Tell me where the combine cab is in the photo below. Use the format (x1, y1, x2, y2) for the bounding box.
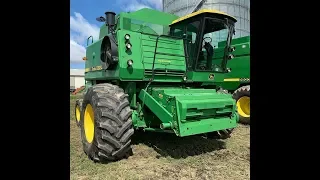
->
(75, 8, 239, 162)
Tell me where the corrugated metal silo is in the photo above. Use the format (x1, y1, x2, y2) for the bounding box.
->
(163, 0, 250, 38)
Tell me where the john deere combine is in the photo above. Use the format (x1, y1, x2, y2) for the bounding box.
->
(74, 8, 239, 162)
(204, 36, 250, 124)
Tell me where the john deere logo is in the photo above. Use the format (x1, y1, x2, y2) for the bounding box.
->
(209, 73, 214, 80)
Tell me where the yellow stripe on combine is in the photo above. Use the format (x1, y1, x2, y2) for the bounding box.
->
(85, 65, 103, 73)
(224, 78, 240, 82)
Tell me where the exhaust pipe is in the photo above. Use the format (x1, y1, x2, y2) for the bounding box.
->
(105, 11, 116, 27)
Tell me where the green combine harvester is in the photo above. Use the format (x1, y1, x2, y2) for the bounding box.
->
(74, 8, 240, 162)
(204, 36, 250, 124)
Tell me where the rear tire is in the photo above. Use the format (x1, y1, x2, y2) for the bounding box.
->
(80, 83, 134, 162)
(233, 85, 250, 124)
(206, 129, 234, 139)
(75, 99, 83, 127)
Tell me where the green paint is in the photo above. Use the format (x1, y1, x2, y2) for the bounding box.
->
(136, 87, 238, 137)
(138, 89, 173, 124)
(83, 8, 240, 137)
(222, 36, 250, 87)
(204, 36, 250, 91)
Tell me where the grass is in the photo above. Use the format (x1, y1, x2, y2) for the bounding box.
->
(70, 95, 250, 180)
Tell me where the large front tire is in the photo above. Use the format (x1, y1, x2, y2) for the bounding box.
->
(233, 85, 250, 124)
(80, 83, 134, 162)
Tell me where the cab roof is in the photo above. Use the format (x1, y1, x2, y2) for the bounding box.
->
(170, 9, 237, 25)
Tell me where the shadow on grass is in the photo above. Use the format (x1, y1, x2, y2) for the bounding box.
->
(131, 131, 226, 159)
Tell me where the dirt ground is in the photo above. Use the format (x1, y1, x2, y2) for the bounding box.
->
(70, 95, 250, 180)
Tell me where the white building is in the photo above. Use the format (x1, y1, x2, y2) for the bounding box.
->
(70, 69, 85, 90)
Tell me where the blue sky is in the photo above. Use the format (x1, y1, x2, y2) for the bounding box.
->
(70, 0, 163, 69)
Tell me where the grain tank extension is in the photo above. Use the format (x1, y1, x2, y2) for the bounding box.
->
(74, 8, 239, 162)
(210, 36, 250, 124)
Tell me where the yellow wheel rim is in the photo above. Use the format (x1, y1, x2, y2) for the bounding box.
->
(75, 105, 80, 123)
(84, 104, 95, 143)
(236, 96, 250, 117)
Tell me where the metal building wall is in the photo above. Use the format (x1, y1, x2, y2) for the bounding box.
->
(74, 77, 85, 89)
(70, 76, 75, 89)
(70, 69, 85, 89)
(163, 0, 250, 38)
(70, 76, 85, 89)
